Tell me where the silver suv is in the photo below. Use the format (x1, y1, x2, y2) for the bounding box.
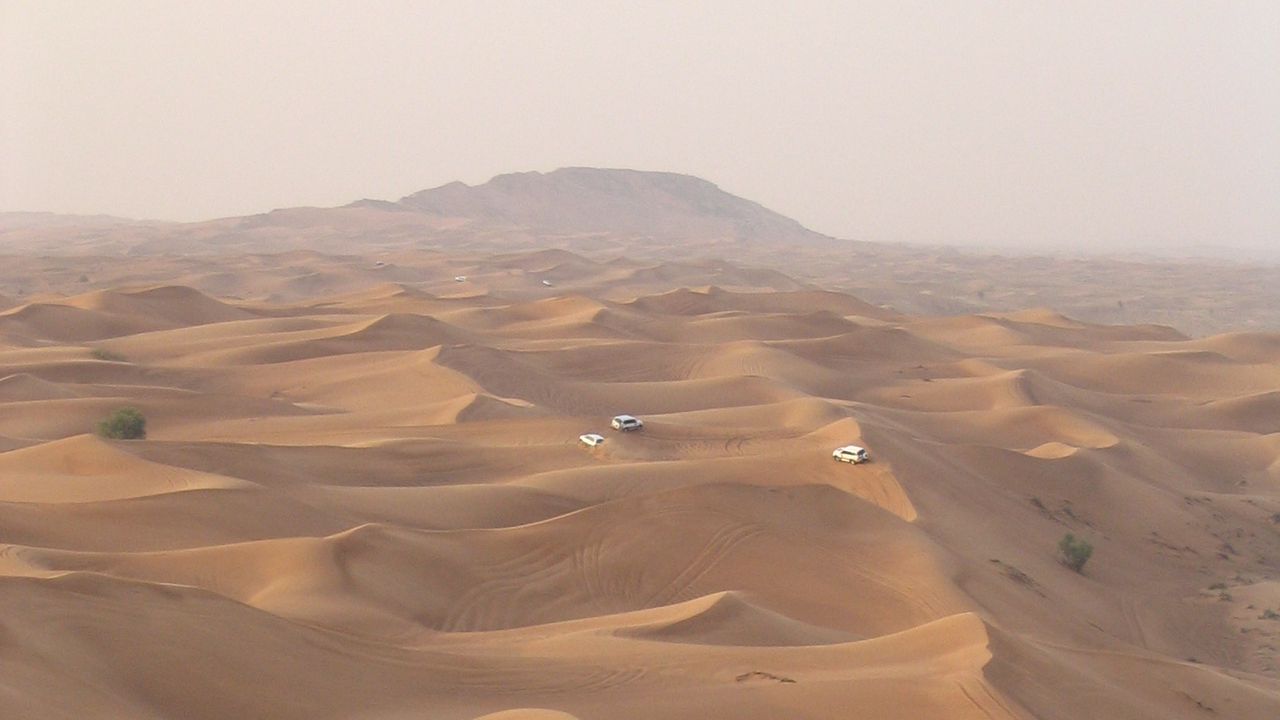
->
(832, 445, 870, 464)
(611, 414, 644, 431)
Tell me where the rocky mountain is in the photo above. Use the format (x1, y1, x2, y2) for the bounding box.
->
(378, 167, 831, 245)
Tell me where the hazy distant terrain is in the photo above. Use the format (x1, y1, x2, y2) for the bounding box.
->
(2, 168, 1277, 337)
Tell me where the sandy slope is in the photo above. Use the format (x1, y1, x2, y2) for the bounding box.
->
(0, 247, 1276, 719)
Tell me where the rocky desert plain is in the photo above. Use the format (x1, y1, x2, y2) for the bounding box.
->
(0, 169, 1277, 719)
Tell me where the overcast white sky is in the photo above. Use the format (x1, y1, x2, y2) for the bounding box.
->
(3, 1, 1277, 256)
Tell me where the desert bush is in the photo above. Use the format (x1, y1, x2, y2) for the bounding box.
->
(1058, 533, 1094, 573)
(97, 407, 146, 440)
(90, 348, 126, 362)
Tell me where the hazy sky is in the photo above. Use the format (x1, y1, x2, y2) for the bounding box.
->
(3, 1, 1277, 256)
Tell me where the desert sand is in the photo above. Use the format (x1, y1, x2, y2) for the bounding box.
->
(0, 172, 1277, 719)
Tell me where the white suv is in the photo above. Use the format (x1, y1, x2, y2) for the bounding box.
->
(611, 414, 644, 431)
(832, 445, 870, 464)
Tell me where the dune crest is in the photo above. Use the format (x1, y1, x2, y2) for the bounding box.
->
(472, 711, 581, 720)
(615, 590, 857, 646)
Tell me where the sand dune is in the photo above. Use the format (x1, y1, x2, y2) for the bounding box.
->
(0, 372, 81, 401)
(862, 368, 1044, 411)
(0, 302, 170, 343)
(627, 286, 895, 321)
(1022, 348, 1280, 397)
(10, 483, 962, 641)
(1203, 390, 1280, 434)
(0, 246, 1275, 719)
(61, 285, 257, 326)
(614, 590, 859, 646)
(0, 434, 251, 502)
(175, 313, 478, 365)
(1185, 331, 1280, 362)
(885, 405, 1120, 453)
(776, 326, 959, 365)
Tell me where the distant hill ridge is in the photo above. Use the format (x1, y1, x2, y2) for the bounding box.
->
(368, 167, 830, 244)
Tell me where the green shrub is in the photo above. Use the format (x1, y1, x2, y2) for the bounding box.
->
(1058, 533, 1094, 573)
(90, 348, 126, 362)
(97, 407, 146, 440)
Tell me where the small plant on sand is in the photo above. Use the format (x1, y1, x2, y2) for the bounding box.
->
(97, 407, 146, 440)
(90, 348, 126, 362)
(1058, 533, 1094, 573)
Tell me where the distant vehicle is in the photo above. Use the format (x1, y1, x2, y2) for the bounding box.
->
(832, 445, 870, 464)
(373, 261, 386, 267)
(541, 280, 554, 286)
(454, 275, 467, 282)
(611, 414, 644, 431)
(579, 433, 605, 447)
